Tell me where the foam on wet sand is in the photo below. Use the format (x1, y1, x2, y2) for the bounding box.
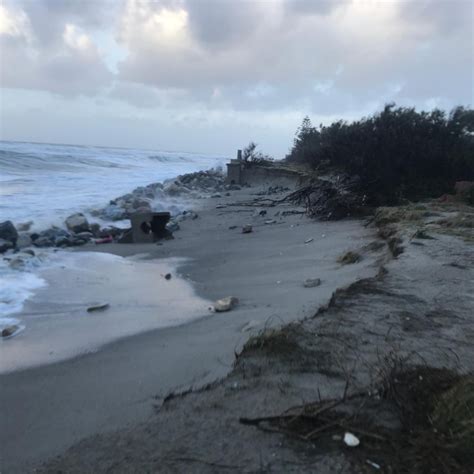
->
(0, 252, 210, 373)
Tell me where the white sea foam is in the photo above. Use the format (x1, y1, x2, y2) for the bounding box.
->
(0, 264, 47, 322)
(0, 252, 210, 373)
(0, 140, 225, 230)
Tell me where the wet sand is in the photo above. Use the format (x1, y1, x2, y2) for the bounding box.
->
(0, 185, 382, 473)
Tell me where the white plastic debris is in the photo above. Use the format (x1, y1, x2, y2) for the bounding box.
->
(366, 459, 381, 469)
(343, 432, 360, 447)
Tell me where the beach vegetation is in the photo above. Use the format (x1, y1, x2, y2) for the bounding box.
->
(286, 104, 474, 205)
(242, 142, 274, 167)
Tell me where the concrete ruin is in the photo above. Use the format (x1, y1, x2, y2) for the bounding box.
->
(120, 212, 171, 243)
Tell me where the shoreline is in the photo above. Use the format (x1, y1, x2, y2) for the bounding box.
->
(0, 182, 383, 473)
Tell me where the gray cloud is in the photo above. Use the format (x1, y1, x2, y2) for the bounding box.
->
(1, 0, 472, 145)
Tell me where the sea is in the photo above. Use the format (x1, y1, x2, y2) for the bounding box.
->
(0, 140, 226, 370)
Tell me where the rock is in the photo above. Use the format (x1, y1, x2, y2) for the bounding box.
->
(89, 223, 101, 237)
(214, 296, 239, 312)
(33, 236, 54, 248)
(65, 213, 90, 233)
(242, 225, 253, 234)
(164, 273, 172, 280)
(166, 221, 180, 233)
(54, 235, 72, 247)
(74, 231, 93, 241)
(8, 257, 27, 270)
(2, 325, 20, 338)
(304, 278, 321, 288)
(0, 221, 18, 245)
(0, 238, 14, 253)
(211, 193, 222, 198)
(16, 233, 32, 248)
(87, 303, 109, 313)
(343, 432, 360, 447)
(23, 249, 35, 256)
(102, 205, 127, 221)
(17, 221, 33, 232)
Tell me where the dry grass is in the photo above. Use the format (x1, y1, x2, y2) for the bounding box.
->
(337, 251, 361, 265)
(240, 355, 474, 473)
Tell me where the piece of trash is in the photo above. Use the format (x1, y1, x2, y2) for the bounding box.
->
(343, 432, 360, 447)
(265, 220, 277, 225)
(366, 460, 381, 470)
(214, 296, 239, 312)
(304, 238, 314, 244)
(87, 303, 110, 313)
(216, 205, 226, 209)
(228, 225, 238, 230)
(164, 273, 172, 280)
(242, 224, 253, 234)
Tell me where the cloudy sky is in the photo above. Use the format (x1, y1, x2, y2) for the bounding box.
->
(0, 0, 472, 156)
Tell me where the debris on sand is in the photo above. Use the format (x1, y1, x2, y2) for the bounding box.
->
(343, 432, 360, 447)
(304, 278, 321, 288)
(87, 303, 110, 313)
(164, 273, 172, 280)
(242, 225, 253, 234)
(214, 296, 239, 312)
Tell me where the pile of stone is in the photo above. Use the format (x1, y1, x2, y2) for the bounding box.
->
(92, 169, 227, 222)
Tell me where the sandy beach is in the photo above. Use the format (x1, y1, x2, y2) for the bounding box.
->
(0, 182, 384, 472)
(36, 198, 474, 473)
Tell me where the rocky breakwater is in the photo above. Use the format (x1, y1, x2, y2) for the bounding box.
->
(92, 169, 229, 223)
(0, 169, 231, 255)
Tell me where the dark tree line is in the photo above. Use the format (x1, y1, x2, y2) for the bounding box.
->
(286, 104, 474, 204)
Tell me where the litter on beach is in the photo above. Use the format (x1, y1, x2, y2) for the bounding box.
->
(343, 432, 360, 447)
(87, 303, 110, 313)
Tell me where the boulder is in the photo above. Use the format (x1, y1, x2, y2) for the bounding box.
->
(65, 213, 90, 233)
(214, 296, 239, 312)
(17, 221, 33, 232)
(0, 221, 18, 245)
(74, 231, 93, 241)
(102, 205, 127, 221)
(34, 236, 54, 248)
(1, 325, 20, 338)
(16, 233, 32, 249)
(0, 238, 14, 253)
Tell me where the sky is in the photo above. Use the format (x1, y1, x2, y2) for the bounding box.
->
(0, 0, 472, 157)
